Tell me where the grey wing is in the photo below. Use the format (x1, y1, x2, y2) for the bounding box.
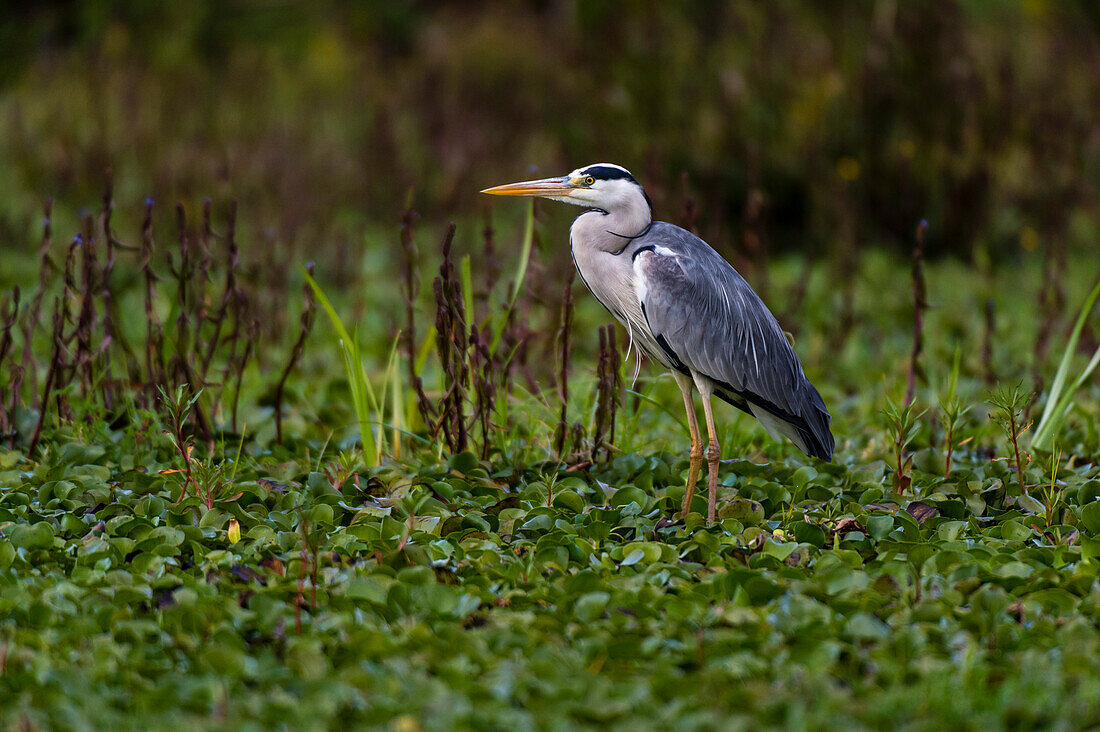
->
(633, 223, 834, 460)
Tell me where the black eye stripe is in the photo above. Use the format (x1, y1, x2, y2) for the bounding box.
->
(580, 165, 635, 182)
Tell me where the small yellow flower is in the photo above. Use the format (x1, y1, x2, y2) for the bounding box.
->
(391, 715, 420, 732)
(227, 518, 241, 544)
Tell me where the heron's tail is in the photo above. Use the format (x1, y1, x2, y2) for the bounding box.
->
(716, 378, 835, 461)
(795, 382, 834, 461)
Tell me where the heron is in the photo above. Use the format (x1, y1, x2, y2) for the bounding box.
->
(482, 163, 833, 524)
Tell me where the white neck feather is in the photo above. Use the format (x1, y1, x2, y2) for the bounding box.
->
(568, 185, 652, 254)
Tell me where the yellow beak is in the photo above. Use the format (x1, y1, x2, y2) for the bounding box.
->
(481, 176, 574, 197)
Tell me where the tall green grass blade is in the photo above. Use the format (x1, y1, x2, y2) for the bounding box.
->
(1034, 344, 1100, 450)
(392, 351, 404, 460)
(1032, 278, 1100, 449)
(313, 431, 334, 473)
(228, 425, 247, 482)
(460, 254, 476, 330)
(415, 324, 437, 376)
(338, 338, 377, 461)
(304, 270, 353, 345)
(624, 387, 689, 433)
(491, 199, 535, 353)
(377, 331, 403, 462)
(305, 269, 382, 462)
(947, 345, 962, 402)
(352, 325, 384, 425)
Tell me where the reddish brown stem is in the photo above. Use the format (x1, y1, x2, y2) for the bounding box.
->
(20, 199, 55, 405)
(274, 263, 316, 444)
(1009, 413, 1028, 496)
(28, 298, 65, 456)
(944, 423, 955, 481)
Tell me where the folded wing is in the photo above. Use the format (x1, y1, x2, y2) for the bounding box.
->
(633, 223, 834, 460)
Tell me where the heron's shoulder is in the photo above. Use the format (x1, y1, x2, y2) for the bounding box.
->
(633, 221, 735, 274)
(639, 221, 703, 244)
(635, 221, 724, 258)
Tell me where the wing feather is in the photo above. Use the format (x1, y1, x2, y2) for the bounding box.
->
(632, 223, 834, 460)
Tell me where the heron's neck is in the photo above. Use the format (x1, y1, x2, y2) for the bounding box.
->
(570, 194, 653, 253)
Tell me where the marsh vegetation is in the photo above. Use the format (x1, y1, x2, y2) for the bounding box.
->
(1, 3, 1099, 728)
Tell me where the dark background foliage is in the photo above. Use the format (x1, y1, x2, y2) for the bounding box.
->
(3, 0, 1099, 262)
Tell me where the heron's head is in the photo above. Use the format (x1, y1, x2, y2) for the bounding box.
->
(482, 163, 653, 215)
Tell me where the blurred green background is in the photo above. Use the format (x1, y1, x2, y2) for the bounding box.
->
(2, 0, 1099, 264)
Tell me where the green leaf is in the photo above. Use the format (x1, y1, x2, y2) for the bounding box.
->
(792, 521, 827, 547)
(574, 591, 610, 621)
(1017, 495, 1045, 515)
(9, 522, 55, 550)
(1078, 501, 1100, 535)
(448, 452, 480, 474)
(790, 466, 818, 488)
(397, 565, 435, 586)
(0, 539, 15, 567)
(845, 612, 890, 640)
(937, 520, 967, 542)
(552, 490, 585, 513)
(722, 499, 765, 526)
(763, 539, 798, 561)
(866, 515, 894, 539)
(1081, 535, 1100, 562)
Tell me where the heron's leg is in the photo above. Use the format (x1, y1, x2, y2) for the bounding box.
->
(691, 373, 721, 525)
(673, 371, 703, 517)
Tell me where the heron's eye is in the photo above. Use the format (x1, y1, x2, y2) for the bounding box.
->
(584, 175, 595, 186)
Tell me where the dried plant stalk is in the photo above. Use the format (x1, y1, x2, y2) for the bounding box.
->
(432, 224, 468, 453)
(0, 288, 21, 439)
(275, 264, 317, 444)
(19, 200, 56, 401)
(469, 325, 495, 459)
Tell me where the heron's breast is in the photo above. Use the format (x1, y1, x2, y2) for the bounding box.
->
(571, 248, 629, 314)
(571, 245, 673, 368)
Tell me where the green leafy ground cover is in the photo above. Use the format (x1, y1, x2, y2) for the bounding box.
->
(2, 237, 1099, 729)
(2, 418, 1100, 729)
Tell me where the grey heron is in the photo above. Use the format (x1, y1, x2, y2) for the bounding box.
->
(483, 163, 833, 524)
